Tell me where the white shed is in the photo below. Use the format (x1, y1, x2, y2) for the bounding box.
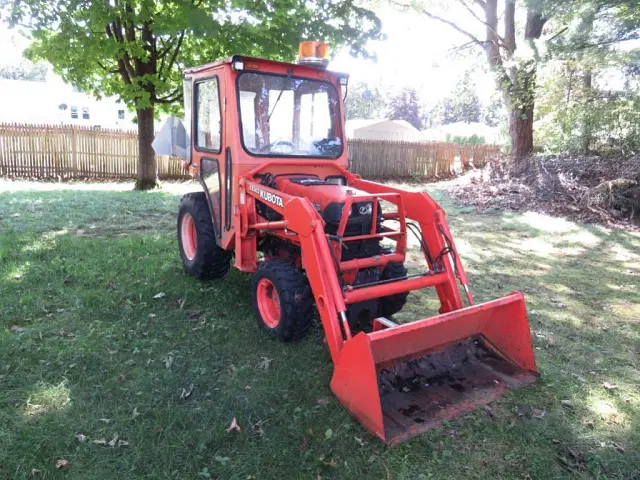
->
(345, 119, 420, 141)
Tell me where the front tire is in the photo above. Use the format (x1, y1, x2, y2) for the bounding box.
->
(177, 192, 231, 280)
(378, 262, 409, 317)
(252, 260, 313, 341)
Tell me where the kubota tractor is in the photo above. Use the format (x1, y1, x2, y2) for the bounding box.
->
(154, 42, 538, 444)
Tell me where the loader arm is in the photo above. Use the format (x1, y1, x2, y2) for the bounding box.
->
(238, 168, 538, 444)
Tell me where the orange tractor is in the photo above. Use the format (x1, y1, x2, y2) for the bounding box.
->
(155, 42, 538, 444)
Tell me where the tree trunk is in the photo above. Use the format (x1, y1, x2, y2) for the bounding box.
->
(135, 107, 158, 190)
(581, 68, 593, 154)
(509, 104, 534, 160)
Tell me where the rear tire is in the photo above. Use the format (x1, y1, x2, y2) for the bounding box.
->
(378, 262, 409, 317)
(177, 192, 231, 280)
(252, 260, 313, 341)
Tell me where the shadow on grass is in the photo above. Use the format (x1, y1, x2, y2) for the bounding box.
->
(0, 185, 638, 479)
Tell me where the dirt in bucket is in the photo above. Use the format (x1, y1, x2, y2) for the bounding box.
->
(376, 336, 536, 443)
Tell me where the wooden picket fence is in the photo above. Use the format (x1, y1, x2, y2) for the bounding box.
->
(348, 139, 501, 179)
(0, 123, 188, 179)
(0, 123, 501, 181)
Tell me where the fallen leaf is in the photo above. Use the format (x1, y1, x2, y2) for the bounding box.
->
(117, 375, 126, 382)
(10, 325, 25, 333)
(245, 385, 252, 391)
(31, 468, 41, 476)
(226, 417, 241, 433)
(178, 298, 186, 310)
(92, 439, 107, 445)
(602, 382, 618, 391)
(153, 292, 165, 299)
(75, 433, 87, 442)
(179, 384, 194, 400)
(482, 405, 494, 417)
(186, 311, 201, 322)
(108, 432, 119, 447)
(251, 421, 266, 438)
(55, 459, 71, 469)
(324, 428, 333, 440)
(117, 439, 129, 447)
(56, 328, 75, 338)
(547, 335, 556, 348)
(164, 354, 173, 369)
(99, 418, 111, 423)
(321, 458, 338, 468)
(316, 397, 330, 406)
(214, 456, 230, 465)
(148, 313, 157, 318)
(561, 399, 573, 408)
(532, 408, 546, 419)
(132, 407, 140, 419)
(613, 442, 625, 453)
(552, 439, 560, 444)
(257, 357, 272, 370)
(63, 275, 73, 284)
(354, 436, 366, 446)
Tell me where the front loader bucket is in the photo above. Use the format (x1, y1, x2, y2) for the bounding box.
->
(330, 292, 538, 445)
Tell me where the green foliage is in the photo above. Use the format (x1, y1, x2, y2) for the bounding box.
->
(0, 58, 48, 81)
(386, 86, 423, 130)
(535, 0, 640, 154)
(344, 81, 385, 120)
(440, 70, 481, 124)
(445, 133, 487, 145)
(4, 0, 382, 115)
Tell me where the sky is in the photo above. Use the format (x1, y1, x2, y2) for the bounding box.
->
(330, 4, 496, 106)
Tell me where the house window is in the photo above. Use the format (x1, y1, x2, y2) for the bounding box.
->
(82, 107, 90, 120)
(117, 109, 125, 120)
(70, 106, 78, 119)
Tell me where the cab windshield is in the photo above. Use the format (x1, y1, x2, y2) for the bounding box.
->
(238, 71, 343, 158)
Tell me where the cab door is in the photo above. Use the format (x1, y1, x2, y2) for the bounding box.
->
(192, 69, 228, 245)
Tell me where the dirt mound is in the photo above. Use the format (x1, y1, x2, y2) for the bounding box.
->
(448, 155, 640, 228)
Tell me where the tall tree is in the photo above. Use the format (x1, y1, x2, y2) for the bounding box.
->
(401, 1, 548, 160)
(344, 81, 385, 119)
(5, 1, 381, 189)
(387, 86, 423, 129)
(0, 59, 48, 81)
(441, 70, 482, 124)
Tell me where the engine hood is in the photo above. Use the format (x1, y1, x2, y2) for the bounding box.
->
(275, 175, 370, 210)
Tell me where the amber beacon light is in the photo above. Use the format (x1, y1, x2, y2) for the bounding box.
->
(297, 41, 330, 68)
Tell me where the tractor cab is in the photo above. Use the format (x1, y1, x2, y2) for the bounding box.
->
(154, 43, 538, 445)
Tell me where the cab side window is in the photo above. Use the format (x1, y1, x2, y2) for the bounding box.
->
(196, 78, 221, 152)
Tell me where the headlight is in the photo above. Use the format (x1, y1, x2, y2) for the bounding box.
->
(352, 202, 373, 216)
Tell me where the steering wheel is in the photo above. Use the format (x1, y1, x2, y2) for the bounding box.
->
(260, 141, 296, 153)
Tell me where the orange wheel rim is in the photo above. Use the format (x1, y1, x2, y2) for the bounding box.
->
(181, 214, 197, 261)
(257, 278, 281, 328)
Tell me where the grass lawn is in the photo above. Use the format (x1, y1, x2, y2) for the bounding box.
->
(1, 180, 638, 480)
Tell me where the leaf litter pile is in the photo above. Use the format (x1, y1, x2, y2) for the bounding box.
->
(448, 154, 640, 228)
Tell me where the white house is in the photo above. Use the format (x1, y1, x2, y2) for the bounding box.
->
(345, 119, 420, 141)
(0, 78, 136, 129)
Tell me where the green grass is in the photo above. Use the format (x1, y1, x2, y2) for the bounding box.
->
(1, 180, 639, 479)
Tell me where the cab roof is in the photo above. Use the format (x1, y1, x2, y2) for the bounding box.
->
(183, 55, 349, 81)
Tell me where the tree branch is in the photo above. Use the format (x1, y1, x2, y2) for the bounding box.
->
(457, 0, 505, 48)
(159, 30, 185, 80)
(421, 10, 486, 46)
(504, 0, 516, 53)
(154, 88, 183, 104)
